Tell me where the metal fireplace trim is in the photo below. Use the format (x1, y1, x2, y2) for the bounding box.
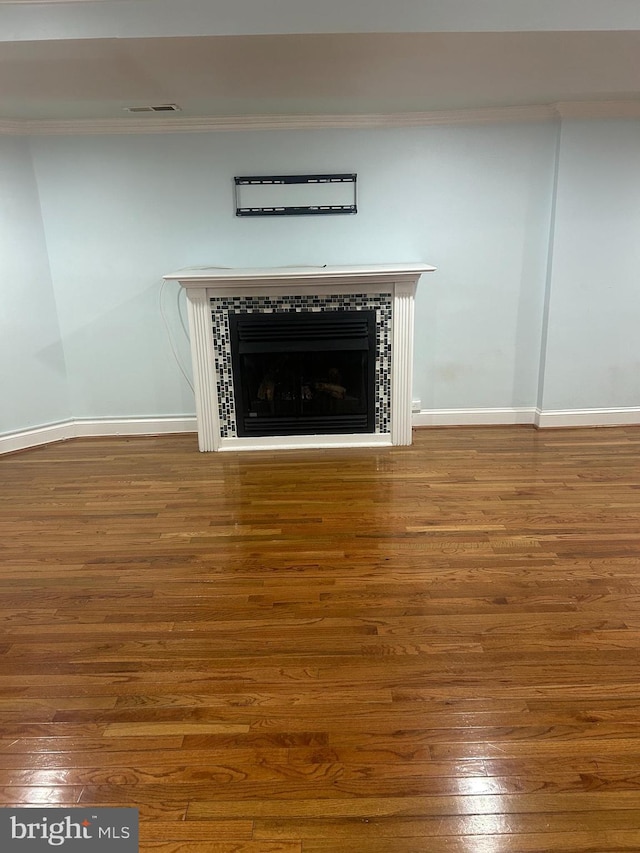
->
(229, 309, 377, 438)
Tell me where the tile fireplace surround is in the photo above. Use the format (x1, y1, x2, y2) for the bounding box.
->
(163, 264, 435, 452)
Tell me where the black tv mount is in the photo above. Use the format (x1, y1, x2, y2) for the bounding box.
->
(234, 173, 357, 217)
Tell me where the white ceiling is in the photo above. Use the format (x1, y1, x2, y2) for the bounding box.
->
(1, 0, 640, 122)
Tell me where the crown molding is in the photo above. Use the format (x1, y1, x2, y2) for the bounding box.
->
(0, 101, 638, 136)
(0, 119, 26, 134)
(0, 105, 557, 135)
(554, 99, 640, 119)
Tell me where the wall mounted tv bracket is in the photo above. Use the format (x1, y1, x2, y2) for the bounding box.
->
(234, 173, 357, 217)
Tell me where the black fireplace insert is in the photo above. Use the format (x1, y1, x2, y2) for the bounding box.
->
(229, 310, 376, 437)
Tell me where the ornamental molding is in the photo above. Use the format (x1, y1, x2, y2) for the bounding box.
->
(1, 101, 638, 136)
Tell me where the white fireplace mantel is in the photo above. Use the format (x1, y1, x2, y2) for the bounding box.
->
(163, 263, 435, 452)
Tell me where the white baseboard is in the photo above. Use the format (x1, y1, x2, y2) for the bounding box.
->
(535, 407, 640, 428)
(3, 409, 640, 455)
(0, 416, 197, 455)
(71, 416, 197, 438)
(412, 408, 537, 427)
(0, 420, 75, 455)
(412, 407, 640, 429)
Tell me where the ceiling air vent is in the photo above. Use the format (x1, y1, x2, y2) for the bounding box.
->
(123, 104, 182, 113)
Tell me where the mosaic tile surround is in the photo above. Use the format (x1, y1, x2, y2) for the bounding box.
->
(210, 293, 393, 438)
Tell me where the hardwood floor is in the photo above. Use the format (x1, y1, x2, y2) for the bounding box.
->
(2, 425, 640, 852)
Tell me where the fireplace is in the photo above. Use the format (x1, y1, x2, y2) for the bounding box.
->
(162, 264, 435, 452)
(230, 310, 376, 436)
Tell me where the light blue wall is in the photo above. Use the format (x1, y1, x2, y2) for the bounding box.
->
(409, 123, 555, 409)
(7, 117, 636, 436)
(542, 119, 640, 410)
(29, 122, 556, 421)
(0, 136, 70, 434)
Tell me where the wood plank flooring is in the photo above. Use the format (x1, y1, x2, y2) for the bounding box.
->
(1, 425, 640, 851)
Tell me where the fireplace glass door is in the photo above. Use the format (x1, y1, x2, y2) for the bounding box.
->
(229, 310, 376, 437)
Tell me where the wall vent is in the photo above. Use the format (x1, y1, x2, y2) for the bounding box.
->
(123, 104, 182, 113)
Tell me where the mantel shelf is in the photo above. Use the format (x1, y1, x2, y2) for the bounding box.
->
(163, 263, 435, 291)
